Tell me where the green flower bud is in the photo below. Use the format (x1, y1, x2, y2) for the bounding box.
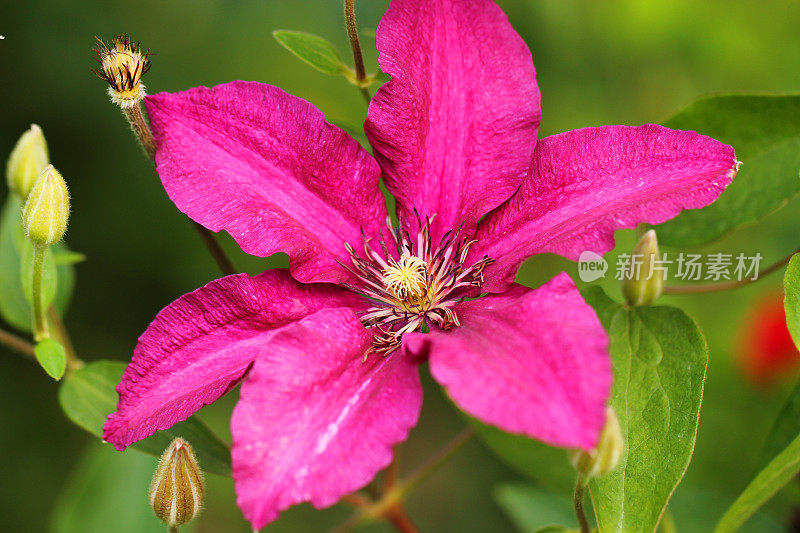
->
(621, 230, 664, 307)
(569, 407, 624, 479)
(150, 438, 205, 528)
(6, 124, 49, 198)
(22, 165, 70, 246)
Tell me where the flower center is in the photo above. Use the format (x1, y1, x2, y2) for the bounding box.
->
(343, 214, 493, 357)
(383, 255, 428, 302)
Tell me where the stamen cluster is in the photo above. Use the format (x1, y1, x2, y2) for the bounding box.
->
(92, 35, 151, 108)
(343, 214, 494, 356)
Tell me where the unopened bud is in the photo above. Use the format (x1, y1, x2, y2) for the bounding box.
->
(6, 124, 49, 198)
(569, 407, 623, 479)
(22, 165, 70, 246)
(93, 35, 151, 108)
(150, 438, 205, 528)
(621, 230, 664, 307)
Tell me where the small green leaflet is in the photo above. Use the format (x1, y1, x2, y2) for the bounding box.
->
(58, 360, 231, 476)
(34, 338, 66, 380)
(273, 30, 349, 76)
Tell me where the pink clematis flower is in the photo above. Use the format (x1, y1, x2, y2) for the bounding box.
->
(103, 0, 738, 527)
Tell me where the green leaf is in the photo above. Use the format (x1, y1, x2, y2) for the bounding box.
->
(0, 196, 75, 332)
(273, 30, 348, 76)
(52, 250, 86, 265)
(715, 431, 800, 532)
(58, 360, 232, 476)
(34, 338, 66, 379)
(657, 94, 800, 246)
(667, 485, 783, 533)
(470, 417, 577, 495)
(49, 442, 182, 533)
(582, 287, 708, 533)
(784, 254, 800, 349)
(759, 380, 800, 470)
(494, 483, 577, 533)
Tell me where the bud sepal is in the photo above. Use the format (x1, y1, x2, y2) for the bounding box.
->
(150, 438, 205, 528)
(569, 407, 624, 480)
(621, 229, 664, 307)
(22, 165, 70, 247)
(6, 124, 49, 199)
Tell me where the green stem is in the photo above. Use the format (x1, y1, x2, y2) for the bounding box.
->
(0, 327, 35, 359)
(47, 307, 83, 372)
(574, 476, 591, 533)
(120, 102, 236, 276)
(190, 221, 236, 276)
(663, 246, 799, 295)
(122, 104, 156, 159)
(399, 427, 475, 494)
(31, 244, 48, 341)
(332, 427, 474, 533)
(343, 0, 371, 104)
(384, 503, 419, 533)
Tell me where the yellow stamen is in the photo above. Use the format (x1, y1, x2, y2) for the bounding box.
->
(383, 255, 428, 301)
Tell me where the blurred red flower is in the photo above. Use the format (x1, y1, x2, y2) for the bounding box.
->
(738, 292, 800, 386)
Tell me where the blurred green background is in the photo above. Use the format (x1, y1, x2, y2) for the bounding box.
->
(2, 0, 800, 531)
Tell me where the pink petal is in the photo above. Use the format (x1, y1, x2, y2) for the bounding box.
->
(474, 125, 738, 292)
(405, 274, 610, 450)
(365, 0, 541, 239)
(232, 308, 422, 529)
(145, 81, 388, 284)
(103, 270, 362, 450)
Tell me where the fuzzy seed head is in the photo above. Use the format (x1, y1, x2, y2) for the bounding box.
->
(93, 35, 151, 108)
(569, 407, 624, 479)
(6, 124, 49, 199)
(150, 438, 205, 527)
(22, 165, 70, 246)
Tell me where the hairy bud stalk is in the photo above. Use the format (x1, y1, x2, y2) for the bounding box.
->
(150, 438, 205, 528)
(22, 165, 70, 341)
(7, 124, 49, 199)
(621, 230, 664, 307)
(569, 407, 624, 479)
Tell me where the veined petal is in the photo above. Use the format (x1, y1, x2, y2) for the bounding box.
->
(365, 0, 540, 239)
(145, 81, 388, 284)
(406, 274, 611, 450)
(232, 308, 422, 529)
(103, 270, 362, 450)
(474, 125, 738, 292)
